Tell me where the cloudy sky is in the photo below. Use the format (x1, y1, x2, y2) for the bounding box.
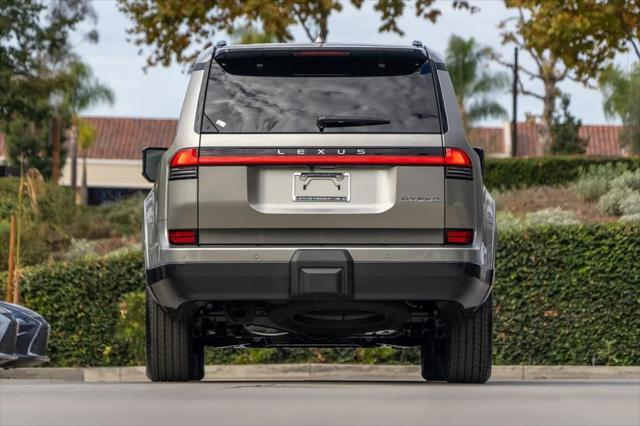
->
(73, 0, 636, 125)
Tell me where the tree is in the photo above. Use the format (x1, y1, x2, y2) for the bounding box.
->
(3, 118, 67, 179)
(550, 95, 587, 155)
(75, 118, 97, 204)
(0, 0, 96, 122)
(445, 35, 509, 135)
(61, 61, 114, 202)
(504, 0, 640, 84)
(0, 0, 97, 179)
(600, 65, 640, 155)
(495, 0, 640, 155)
(117, 0, 476, 68)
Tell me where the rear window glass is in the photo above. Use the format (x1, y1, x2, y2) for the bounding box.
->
(201, 49, 442, 134)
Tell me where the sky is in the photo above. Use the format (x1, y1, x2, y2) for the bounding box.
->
(73, 0, 637, 126)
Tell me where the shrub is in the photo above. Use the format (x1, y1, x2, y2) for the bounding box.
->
(94, 193, 145, 236)
(525, 208, 580, 226)
(114, 290, 146, 365)
(620, 191, 640, 215)
(571, 176, 611, 202)
(4, 224, 639, 366)
(597, 187, 636, 215)
(0, 178, 143, 269)
(496, 211, 524, 230)
(484, 156, 640, 190)
(610, 169, 640, 192)
(494, 224, 640, 366)
(571, 163, 632, 201)
(620, 214, 640, 223)
(0, 249, 145, 366)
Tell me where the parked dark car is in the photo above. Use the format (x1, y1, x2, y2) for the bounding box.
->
(0, 302, 50, 368)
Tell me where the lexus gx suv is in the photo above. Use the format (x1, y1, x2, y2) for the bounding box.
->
(142, 41, 497, 383)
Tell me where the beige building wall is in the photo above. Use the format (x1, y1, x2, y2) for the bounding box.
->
(60, 159, 152, 189)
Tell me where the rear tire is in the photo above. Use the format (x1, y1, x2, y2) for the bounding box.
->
(145, 290, 204, 382)
(421, 294, 493, 383)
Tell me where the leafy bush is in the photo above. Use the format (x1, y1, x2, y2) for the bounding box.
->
(620, 214, 640, 223)
(610, 170, 640, 192)
(498, 208, 579, 228)
(571, 163, 632, 201)
(0, 178, 143, 269)
(494, 224, 640, 366)
(114, 290, 146, 365)
(496, 211, 524, 230)
(94, 193, 145, 236)
(3, 224, 639, 367)
(620, 191, 640, 215)
(597, 187, 636, 216)
(484, 156, 640, 190)
(571, 176, 611, 202)
(0, 249, 145, 366)
(525, 208, 580, 226)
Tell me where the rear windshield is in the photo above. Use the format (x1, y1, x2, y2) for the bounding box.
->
(200, 49, 442, 134)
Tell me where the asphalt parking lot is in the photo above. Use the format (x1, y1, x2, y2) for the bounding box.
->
(1, 379, 639, 426)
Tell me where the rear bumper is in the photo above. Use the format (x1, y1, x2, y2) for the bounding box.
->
(146, 259, 493, 311)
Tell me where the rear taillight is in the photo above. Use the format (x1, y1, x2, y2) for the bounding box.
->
(168, 229, 197, 245)
(170, 148, 199, 167)
(169, 147, 473, 167)
(444, 148, 472, 167)
(445, 229, 473, 245)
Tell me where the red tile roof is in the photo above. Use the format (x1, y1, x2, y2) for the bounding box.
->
(469, 127, 505, 154)
(0, 116, 628, 160)
(582, 125, 623, 156)
(511, 122, 624, 157)
(82, 116, 177, 160)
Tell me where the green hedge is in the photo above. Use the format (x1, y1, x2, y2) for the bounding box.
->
(3, 224, 639, 366)
(1, 251, 145, 366)
(484, 156, 640, 190)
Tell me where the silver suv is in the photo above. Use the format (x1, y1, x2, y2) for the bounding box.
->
(142, 42, 497, 383)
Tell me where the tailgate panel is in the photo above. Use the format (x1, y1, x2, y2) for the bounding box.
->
(196, 134, 444, 244)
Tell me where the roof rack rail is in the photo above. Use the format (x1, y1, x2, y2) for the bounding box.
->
(411, 40, 423, 48)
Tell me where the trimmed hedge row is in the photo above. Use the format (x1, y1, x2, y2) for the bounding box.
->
(1, 251, 145, 366)
(484, 156, 640, 190)
(3, 224, 639, 366)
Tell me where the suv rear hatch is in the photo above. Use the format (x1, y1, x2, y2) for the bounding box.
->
(186, 46, 458, 245)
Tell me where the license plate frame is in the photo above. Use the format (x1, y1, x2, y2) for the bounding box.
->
(292, 172, 350, 202)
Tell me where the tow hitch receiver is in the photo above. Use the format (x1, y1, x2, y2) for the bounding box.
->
(290, 250, 353, 299)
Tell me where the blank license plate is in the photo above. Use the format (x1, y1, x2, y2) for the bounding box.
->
(293, 172, 350, 202)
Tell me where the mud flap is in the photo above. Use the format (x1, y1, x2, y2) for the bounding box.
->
(290, 250, 353, 299)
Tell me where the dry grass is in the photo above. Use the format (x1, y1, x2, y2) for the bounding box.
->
(494, 186, 617, 223)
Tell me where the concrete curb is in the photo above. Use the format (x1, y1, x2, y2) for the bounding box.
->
(2, 364, 639, 382)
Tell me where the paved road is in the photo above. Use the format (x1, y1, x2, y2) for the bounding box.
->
(1, 379, 639, 425)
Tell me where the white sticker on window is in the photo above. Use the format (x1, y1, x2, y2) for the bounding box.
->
(215, 119, 226, 128)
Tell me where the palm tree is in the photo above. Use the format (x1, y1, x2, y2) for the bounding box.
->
(445, 35, 509, 134)
(61, 61, 114, 203)
(600, 64, 640, 155)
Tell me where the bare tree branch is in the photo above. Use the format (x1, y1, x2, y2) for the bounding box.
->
(493, 54, 542, 81)
(292, 5, 315, 42)
(629, 37, 640, 60)
(517, 78, 545, 101)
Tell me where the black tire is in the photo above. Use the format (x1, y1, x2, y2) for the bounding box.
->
(421, 294, 493, 383)
(145, 290, 204, 382)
